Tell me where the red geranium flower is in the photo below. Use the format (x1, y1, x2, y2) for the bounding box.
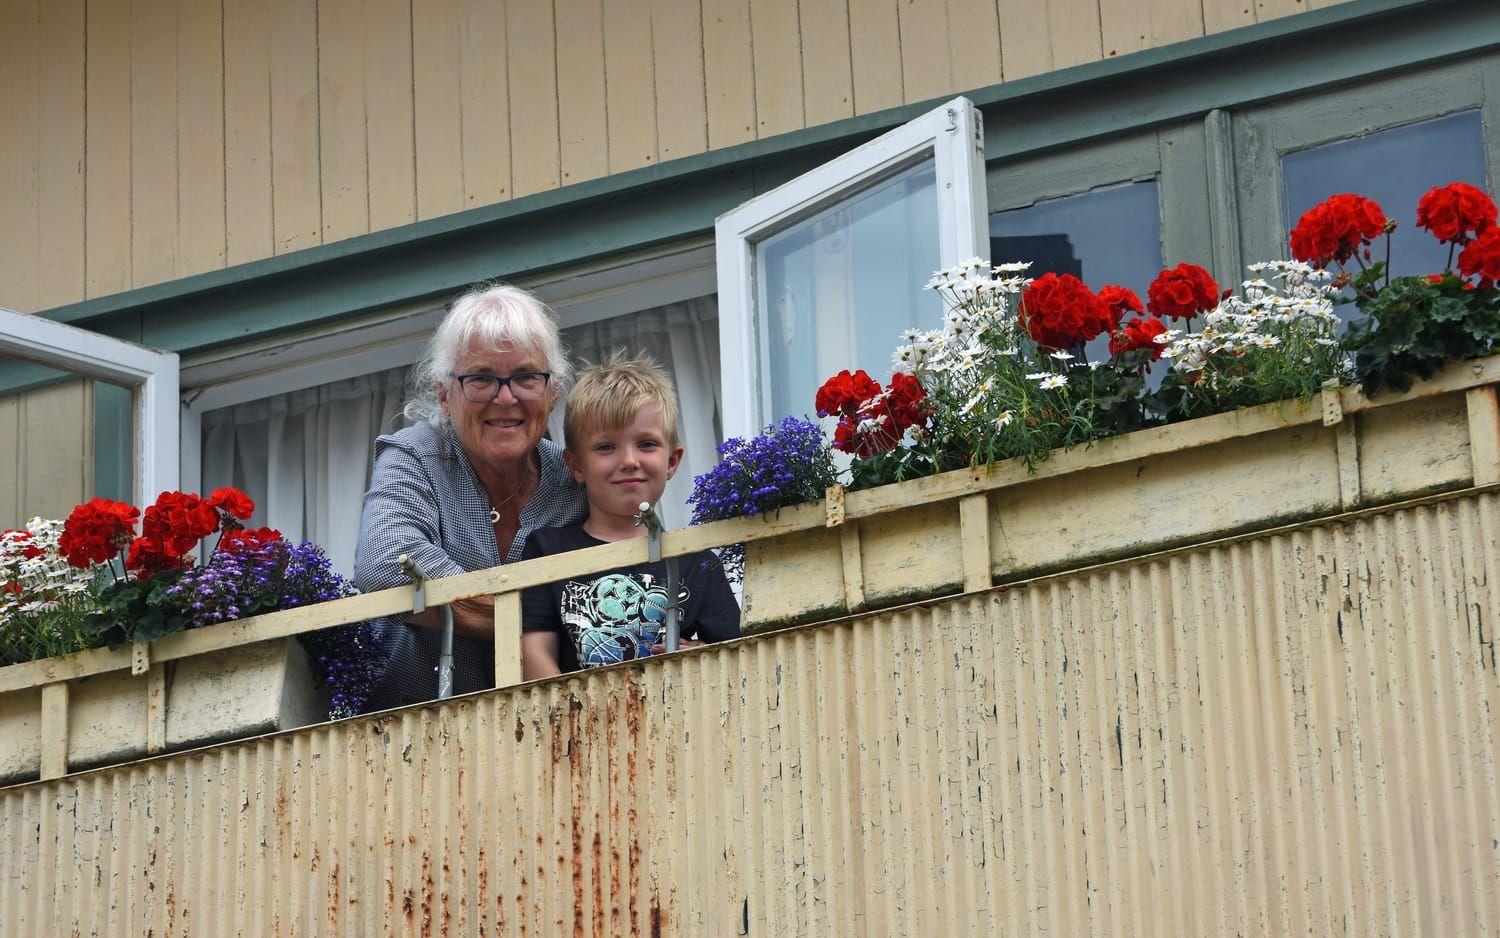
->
(1416, 182, 1496, 245)
(1097, 285, 1144, 330)
(1458, 228, 1500, 286)
(815, 369, 882, 419)
(57, 498, 140, 568)
(1147, 263, 1220, 321)
(139, 491, 219, 560)
(1020, 273, 1113, 349)
(1289, 193, 1387, 267)
(208, 487, 255, 522)
(830, 374, 927, 459)
(219, 527, 283, 553)
(1109, 316, 1168, 360)
(124, 535, 190, 578)
(1427, 273, 1478, 291)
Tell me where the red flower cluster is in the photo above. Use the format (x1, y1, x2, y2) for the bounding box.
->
(1020, 273, 1113, 349)
(815, 369, 882, 419)
(58, 498, 140, 569)
(1289, 193, 1387, 267)
(1416, 182, 1496, 245)
(1097, 285, 1144, 328)
(1109, 316, 1168, 359)
(220, 527, 283, 553)
(1458, 228, 1500, 286)
(2, 529, 45, 561)
(209, 487, 255, 521)
(1147, 263, 1220, 321)
(821, 371, 927, 459)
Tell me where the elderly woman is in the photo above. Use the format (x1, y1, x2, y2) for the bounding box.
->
(355, 283, 588, 710)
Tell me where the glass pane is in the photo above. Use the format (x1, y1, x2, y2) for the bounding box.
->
(1283, 110, 1487, 299)
(988, 178, 1163, 362)
(755, 158, 941, 420)
(0, 358, 132, 527)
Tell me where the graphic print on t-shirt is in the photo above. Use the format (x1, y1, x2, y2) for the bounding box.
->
(561, 572, 689, 668)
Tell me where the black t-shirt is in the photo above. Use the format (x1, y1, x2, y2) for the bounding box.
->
(520, 525, 742, 673)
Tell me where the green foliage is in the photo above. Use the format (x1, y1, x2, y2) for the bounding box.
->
(86, 569, 193, 645)
(1343, 270, 1500, 393)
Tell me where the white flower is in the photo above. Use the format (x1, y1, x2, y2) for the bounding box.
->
(1025, 372, 1051, 380)
(1049, 350, 1074, 361)
(994, 261, 1032, 273)
(996, 347, 1019, 357)
(1039, 374, 1068, 390)
(995, 410, 1014, 429)
(959, 379, 993, 416)
(1152, 333, 1170, 345)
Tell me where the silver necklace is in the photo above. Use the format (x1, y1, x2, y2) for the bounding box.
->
(487, 461, 536, 523)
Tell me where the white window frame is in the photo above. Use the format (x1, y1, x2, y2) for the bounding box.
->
(714, 96, 989, 440)
(0, 307, 179, 503)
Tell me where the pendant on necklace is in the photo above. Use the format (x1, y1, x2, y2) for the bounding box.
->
(489, 508, 501, 524)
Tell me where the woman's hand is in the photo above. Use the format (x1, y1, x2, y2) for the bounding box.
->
(650, 638, 704, 655)
(522, 631, 563, 680)
(407, 596, 498, 640)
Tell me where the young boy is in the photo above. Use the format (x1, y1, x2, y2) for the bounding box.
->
(519, 354, 740, 677)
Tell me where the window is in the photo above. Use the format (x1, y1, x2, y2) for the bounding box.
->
(1283, 110, 1487, 286)
(989, 179, 1163, 361)
(716, 97, 989, 438)
(0, 308, 178, 511)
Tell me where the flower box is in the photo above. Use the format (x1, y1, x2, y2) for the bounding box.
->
(0, 637, 325, 786)
(740, 355, 1500, 630)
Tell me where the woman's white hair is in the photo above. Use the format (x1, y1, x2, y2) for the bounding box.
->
(404, 282, 571, 426)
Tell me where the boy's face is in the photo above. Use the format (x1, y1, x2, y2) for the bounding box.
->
(564, 404, 684, 524)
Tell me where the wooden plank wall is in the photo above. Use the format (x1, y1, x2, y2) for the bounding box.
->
(0, 0, 1350, 315)
(0, 381, 93, 530)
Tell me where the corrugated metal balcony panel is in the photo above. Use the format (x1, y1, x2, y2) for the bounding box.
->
(2, 493, 1498, 935)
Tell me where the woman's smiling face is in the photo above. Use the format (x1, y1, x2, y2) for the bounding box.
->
(439, 341, 554, 471)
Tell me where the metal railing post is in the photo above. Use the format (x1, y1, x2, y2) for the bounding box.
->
(399, 554, 455, 700)
(635, 502, 681, 653)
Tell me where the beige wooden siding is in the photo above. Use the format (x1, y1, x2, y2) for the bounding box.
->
(0, 0, 1350, 315)
(0, 380, 92, 530)
(2, 488, 1496, 935)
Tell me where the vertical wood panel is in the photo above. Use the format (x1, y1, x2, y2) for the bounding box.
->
(35, 0, 86, 310)
(1149, 0, 1206, 46)
(21, 382, 89, 521)
(749, 0, 804, 137)
(1202, 0, 1256, 33)
(268, 0, 322, 253)
(130, 0, 178, 287)
(555, 0, 609, 184)
(702, 0, 757, 148)
(458, 0, 511, 206)
(223, 0, 275, 265)
(997, 0, 1051, 80)
(847, 0, 903, 114)
(0, 394, 20, 528)
(0, 0, 40, 314)
(317, 0, 371, 242)
(1049, 0, 1104, 69)
(896, 0, 951, 104)
(652, 0, 709, 162)
(946, 0, 1002, 95)
(84, 0, 133, 298)
(1099, 0, 1149, 57)
(365, 0, 417, 231)
(177, 0, 227, 277)
(1256, 0, 1309, 22)
(413, 0, 467, 217)
(507, 0, 561, 196)
(603, 0, 658, 172)
(799, 0, 854, 126)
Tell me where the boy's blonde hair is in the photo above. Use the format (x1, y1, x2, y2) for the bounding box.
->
(563, 351, 681, 452)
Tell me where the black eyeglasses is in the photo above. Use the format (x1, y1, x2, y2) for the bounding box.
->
(452, 371, 552, 403)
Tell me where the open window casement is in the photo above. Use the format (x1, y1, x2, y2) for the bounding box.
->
(715, 96, 989, 439)
(0, 308, 179, 504)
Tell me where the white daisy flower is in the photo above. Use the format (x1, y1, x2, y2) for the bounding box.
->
(1039, 374, 1068, 390)
(995, 410, 1014, 429)
(1049, 350, 1074, 361)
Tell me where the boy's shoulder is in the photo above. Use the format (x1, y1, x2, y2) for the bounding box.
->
(523, 524, 597, 558)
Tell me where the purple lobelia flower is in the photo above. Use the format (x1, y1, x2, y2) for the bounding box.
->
(687, 416, 838, 582)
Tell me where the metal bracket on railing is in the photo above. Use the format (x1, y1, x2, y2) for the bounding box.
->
(398, 554, 454, 700)
(635, 502, 682, 654)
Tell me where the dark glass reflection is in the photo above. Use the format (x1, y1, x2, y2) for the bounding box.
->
(1283, 109, 1486, 321)
(988, 179, 1163, 362)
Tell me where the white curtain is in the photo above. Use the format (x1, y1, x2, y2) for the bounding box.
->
(552, 296, 721, 529)
(200, 366, 412, 577)
(200, 296, 722, 575)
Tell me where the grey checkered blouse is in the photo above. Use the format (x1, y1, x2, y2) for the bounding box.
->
(353, 421, 587, 710)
